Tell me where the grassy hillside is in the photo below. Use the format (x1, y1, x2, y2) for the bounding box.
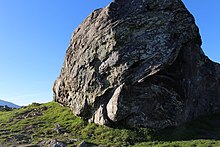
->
(0, 102, 220, 146)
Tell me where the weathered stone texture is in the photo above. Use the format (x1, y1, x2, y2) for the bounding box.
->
(53, 0, 220, 128)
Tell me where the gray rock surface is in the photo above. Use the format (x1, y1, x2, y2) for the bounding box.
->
(38, 138, 66, 147)
(77, 141, 87, 147)
(53, 0, 220, 128)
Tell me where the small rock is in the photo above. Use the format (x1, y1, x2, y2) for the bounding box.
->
(54, 142, 66, 147)
(77, 141, 87, 147)
(38, 138, 66, 147)
(41, 106, 48, 111)
(54, 123, 61, 128)
(71, 138, 79, 142)
(31, 102, 41, 106)
(17, 145, 40, 147)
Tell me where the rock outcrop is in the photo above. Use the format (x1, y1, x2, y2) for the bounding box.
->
(53, 0, 220, 129)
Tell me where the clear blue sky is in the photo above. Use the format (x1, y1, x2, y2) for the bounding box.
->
(0, 0, 219, 106)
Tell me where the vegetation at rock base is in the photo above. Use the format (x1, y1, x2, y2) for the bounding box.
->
(0, 102, 220, 146)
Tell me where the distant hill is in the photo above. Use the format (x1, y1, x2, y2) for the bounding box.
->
(0, 99, 20, 108)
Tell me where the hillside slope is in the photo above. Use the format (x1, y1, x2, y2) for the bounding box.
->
(0, 102, 220, 146)
(0, 99, 20, 108)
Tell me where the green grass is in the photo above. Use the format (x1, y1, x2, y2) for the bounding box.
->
(0, 101, 220, 146)
(134, 140, 220, 147)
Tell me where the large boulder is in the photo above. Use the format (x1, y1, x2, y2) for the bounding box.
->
(53, 0, 220, 128)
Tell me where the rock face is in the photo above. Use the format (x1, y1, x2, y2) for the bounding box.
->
(53, 0, 220, 128)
